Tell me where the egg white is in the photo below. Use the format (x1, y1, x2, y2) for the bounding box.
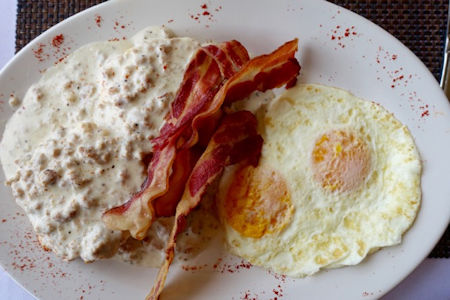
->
(217, 84, 421, 277)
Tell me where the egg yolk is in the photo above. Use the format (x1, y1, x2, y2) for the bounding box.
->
(312, 130, 371, 192)
(224, 165, 293, 238)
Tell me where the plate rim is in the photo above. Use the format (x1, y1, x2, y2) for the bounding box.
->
(1, 0, 449, 299)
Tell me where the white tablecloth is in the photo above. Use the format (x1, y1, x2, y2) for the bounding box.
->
(0, 1, 449, 299)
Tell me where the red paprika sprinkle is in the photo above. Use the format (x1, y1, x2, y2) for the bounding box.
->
(33, 44, 47, 62)
(52, 34, 65, 48)
(95, 15, 103, 27)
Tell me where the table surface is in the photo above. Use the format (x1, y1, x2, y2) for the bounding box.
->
(0, 1, 449, 299)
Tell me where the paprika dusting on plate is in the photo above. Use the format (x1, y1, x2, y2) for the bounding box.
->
(95, 15, 103, 27)
(33, 43, 49, 62)
(51, 34, 65, 48)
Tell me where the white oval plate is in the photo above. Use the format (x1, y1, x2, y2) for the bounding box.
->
(1, 0, 449, 299)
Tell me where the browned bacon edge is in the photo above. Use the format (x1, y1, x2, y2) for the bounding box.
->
(153, 147, 200, 217)
(102, 41, 250, 240)
(102, 142, 176, 239)
(147, 111, 263, 300)
(148, 39, 301, 299)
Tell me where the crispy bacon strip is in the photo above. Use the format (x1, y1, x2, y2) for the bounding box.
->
(153, 148, 200, 217)
(224, 38, 301, 104)
(147, 111, 263, 300)
(153, 41, 250, 150)
(102, 41, 250, 239)
(148, 40, 301, 299)
(186, 39, 300, 148)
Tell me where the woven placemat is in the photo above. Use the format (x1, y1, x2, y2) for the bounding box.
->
(15, 0, 449, 258)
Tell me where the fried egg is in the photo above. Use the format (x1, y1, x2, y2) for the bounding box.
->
(216, 84, 421, 277)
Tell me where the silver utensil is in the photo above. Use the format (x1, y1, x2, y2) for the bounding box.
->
(440, 2, 450, 99)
